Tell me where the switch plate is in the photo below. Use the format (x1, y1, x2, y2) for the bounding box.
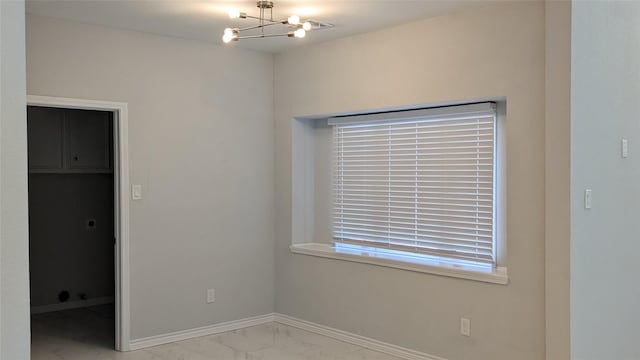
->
(460, 318, 471, 337)
(207, 288, 215, 303)
(622, 139, 629, 158)
(584, 189, 592, 209)
(132, 185, 142, 200)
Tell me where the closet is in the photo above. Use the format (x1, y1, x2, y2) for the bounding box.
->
(28, 105, 116, 348)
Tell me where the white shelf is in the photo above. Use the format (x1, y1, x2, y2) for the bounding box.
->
(29, 169, 113, 174)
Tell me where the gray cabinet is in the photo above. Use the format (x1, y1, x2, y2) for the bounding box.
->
(27, 106, 113, 173)
(66, 110, 111, 170)
(27, 107, 64, 170)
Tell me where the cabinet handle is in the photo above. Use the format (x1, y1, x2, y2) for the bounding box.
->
(73, 155, 79, 161)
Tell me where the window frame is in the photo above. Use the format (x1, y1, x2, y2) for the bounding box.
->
(289, 101, 508, 285)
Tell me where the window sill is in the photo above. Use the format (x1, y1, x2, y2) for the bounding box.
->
(290, 243, 508, 285)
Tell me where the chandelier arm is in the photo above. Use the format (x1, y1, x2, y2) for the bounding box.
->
(238, 21, 284, 32)
(242, 15, 283, 24)
(237, 33, 290, 39)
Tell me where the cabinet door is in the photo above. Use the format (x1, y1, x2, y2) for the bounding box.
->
(27, 106, 64, 170)
(65, 109, 111, 170)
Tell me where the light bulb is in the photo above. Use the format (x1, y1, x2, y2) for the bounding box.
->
(288, 15, 300, 25)
(222, 34, 233, 43)
(228, 8, 241, 19)
(224, 28, 234, 36)
(303, 21, 312, 31)
(294, 28, 306, 38)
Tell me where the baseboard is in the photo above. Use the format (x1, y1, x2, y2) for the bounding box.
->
(31, 296, 114, 314)
(273, 314, 447, 360)
(128, 313, 276, 351)
(127, 312, 444, 360)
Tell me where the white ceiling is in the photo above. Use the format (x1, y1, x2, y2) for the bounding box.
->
(26, 0, 484, 53)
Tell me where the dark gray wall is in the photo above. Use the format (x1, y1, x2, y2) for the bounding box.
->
(29, 174, 114, 307)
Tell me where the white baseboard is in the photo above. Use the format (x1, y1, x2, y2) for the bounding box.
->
(273, 314, 446, 360)
(128, 312, 443, 360)
(128, 313, 276, 351)
(31, 296, 114, 314)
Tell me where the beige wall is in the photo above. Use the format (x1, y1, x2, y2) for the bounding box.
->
(545, 1, 571, 359)
(274, 3, 546, 360)
(26, 15, 275, 340)
(23, 2, 573, 359)
(0, 0, 31, 358)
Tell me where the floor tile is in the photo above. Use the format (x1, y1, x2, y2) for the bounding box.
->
(32, 307, 405, 360)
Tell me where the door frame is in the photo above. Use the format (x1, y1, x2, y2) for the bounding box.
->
(26, 95, 131, 351)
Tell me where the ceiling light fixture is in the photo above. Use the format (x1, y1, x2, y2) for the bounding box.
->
(222, 1, 333, 43)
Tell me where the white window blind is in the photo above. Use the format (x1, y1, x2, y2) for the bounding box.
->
(330, 103, 497, 266)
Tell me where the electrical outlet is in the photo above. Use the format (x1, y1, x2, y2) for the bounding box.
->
(207, 288, 215, 303)
(460, 317, 471, 337)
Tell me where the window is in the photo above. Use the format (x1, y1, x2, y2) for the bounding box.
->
(330, 103, 498, 268)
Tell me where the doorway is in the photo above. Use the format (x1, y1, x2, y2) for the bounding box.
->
(26, 96, 130, 352)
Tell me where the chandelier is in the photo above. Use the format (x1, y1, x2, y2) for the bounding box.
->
(222, 1, 334, 43)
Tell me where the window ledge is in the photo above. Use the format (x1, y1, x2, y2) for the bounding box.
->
(290, 243, 508, 285)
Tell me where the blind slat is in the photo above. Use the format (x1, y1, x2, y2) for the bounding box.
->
(334, 197, 494, 206)
(332, 213, 493, 227)
(336, 238, 494, 262)
(336, 201, 493, 214)
(335, 126, 494, 139)
(333, 217, 492, 231)
(333, 208, 493, 221)
(333, 189, 493, 197)
(334, 224, 493, 241)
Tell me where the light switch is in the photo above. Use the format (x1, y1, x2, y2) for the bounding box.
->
(622, 139, 629, 158)
(132, 184, 142, 200)
(460, 318, 471, 337)
(584, 189, 592, 209)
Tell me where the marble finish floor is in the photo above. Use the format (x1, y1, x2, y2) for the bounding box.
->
(32, 306, 403, 360)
